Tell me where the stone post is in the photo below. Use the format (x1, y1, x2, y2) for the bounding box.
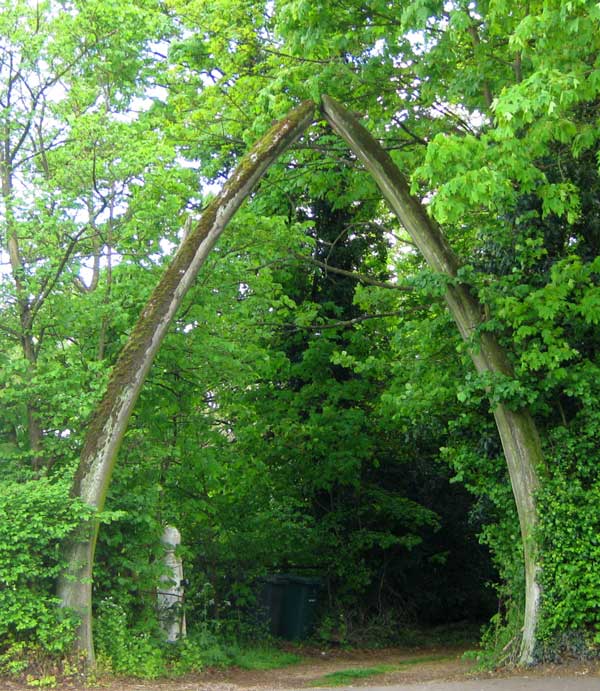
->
(157, 525, 187, 642)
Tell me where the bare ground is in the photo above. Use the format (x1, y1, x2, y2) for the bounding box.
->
(2, 646, 600, 690)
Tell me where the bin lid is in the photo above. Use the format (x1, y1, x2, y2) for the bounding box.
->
(260, 573, 322, 586)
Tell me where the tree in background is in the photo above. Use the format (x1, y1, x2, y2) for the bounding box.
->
(0, 0, 192, 666)
(0, 0, 180, 473)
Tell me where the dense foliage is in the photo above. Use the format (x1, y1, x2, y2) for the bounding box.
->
(1, 0, 600, 679)
(0, 480, 88, 672)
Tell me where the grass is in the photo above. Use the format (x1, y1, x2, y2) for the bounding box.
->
(308, 654, 454, 687)
(231, 646, 303, 670)
(164, 634, 304, 676)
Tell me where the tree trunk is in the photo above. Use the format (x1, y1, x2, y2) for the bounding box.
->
(57, 100, 315, 667)
(1, 158, 44, 471)
(321, 95, 542, 665)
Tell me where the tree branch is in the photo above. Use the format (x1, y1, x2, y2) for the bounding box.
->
(466, 19, 494, 110)
(284, 310, 406, 332)
(0, 322, 21, 339)
(30, 225, 89, 321)
(292, 252, 412, 292)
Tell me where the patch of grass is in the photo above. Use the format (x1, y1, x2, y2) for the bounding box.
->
(166, 634, 302, 675)
(231, 647, 303, 670)
(312, 665, 396, 686)
(308, 654, 454, 687)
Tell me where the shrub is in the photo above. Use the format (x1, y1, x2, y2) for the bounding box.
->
(0, 478, 90, 675)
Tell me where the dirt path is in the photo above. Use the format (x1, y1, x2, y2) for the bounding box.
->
(199, 646, 473, 689)
(202, 651, 600, 691)
(323, 680, 600, 691)
(2, 646, 599, 690)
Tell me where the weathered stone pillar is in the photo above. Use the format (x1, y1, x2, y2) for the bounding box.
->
(157, 525, 187, 642)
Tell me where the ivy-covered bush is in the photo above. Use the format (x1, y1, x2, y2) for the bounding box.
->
(0, 478, 90, 674)
(538, 408, 600, 656)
